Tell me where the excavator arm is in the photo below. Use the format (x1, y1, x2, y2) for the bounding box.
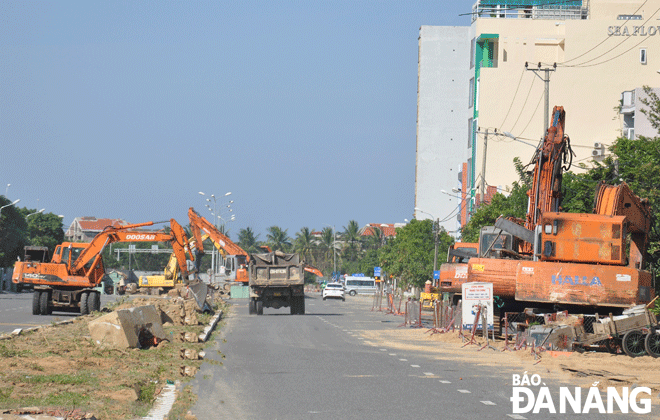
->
(71, 219, 194, 281)
(594, 181, 652, 269)
(188, 207, 249, 259)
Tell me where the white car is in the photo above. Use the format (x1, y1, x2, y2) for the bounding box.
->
(322, 283, 345, 301)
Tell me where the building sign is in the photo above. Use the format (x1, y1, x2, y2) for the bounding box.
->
(608, 26, 660, 36)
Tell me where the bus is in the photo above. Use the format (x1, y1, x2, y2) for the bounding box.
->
(344, 276, 377, 296)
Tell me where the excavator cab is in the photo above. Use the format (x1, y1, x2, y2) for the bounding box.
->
(478, 226, 519, 259)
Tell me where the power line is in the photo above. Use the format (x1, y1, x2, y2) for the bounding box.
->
(498, 68, 526, 131)
(560, 4, 660, 68)
(559, 0, 648, 65)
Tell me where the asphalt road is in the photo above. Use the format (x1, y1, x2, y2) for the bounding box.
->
(0, 290, 118, 333)
(189, 294, 648, 420)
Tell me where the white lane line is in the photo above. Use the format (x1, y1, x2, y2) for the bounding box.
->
(410, 365, 420, 368)
(379, 349, 387, 351)
(507, 415, 527, 419)
(423, 372, 434, 376)
(457, 389, 471, 394)
(439, 380, 451, 384)
(481, 401, 496, 406)
(388, 353, 397, 356)
(399, 359, 408, 362)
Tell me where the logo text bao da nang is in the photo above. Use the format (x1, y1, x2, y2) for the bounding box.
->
(510, 373, 652, 414)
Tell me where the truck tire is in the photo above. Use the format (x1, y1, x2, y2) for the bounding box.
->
(256, 300, 263, 315)
(89, 292, 101, 313)
(290, 299, 297, 315)
(299, 296, 305, 315)
(39, 290, 52, 315)
(248, 299, 256, 315)
(32, 291, 42, 315)
(80, 292, 90, 315)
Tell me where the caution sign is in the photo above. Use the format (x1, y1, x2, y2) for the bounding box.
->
(461, 282, 494, 331)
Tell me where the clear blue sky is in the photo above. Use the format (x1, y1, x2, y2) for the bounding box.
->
(1, 1, 472, 239)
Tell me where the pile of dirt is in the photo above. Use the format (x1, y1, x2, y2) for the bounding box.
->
(0, 291, 227, 419)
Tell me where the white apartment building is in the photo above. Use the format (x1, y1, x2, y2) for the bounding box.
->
(416, 0, 660, 227)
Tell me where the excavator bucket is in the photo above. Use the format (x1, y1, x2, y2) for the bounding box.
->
(187, 280, 211, 312)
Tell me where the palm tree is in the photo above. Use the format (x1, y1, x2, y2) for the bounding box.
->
(342, 220, 361, 262)
(294, 227, 315, 264)
(238, 227, 261, 253)
(319, 227, 336, 275)
(266, 226, 292, 252)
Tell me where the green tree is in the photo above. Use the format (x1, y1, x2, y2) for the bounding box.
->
(378, 219, 453, 289)
(461, 182, 528, 243)
(293, 227, 315, 264)
(318, 227, 337, 276)
(342, 220, 361, 263)
(266, 226, 292, 252)
(237, 227, 261, 254)
(18, 210, 64, 255)
(0, 197, 27, 266)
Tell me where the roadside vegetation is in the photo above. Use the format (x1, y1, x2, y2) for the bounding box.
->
(0, 296, 228, 419)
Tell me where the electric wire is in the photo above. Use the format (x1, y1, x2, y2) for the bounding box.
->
(507, 74, 536, 133)
(560, 4, 660, 68)
(559, 0, 648, 65)
(498, 68, 526, 131)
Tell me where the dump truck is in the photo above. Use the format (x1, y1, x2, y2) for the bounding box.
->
(248, 251, 305, 315)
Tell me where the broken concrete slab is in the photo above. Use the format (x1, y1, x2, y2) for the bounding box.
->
(88, 305, 166, 349)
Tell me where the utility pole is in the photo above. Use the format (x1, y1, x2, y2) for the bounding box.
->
(480, 128, 488, 203)
(526, 62, 556, 137)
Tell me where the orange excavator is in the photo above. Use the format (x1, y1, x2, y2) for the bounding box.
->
(188, 207, 250, 283)
(13, 219, 194, 315)
(456, 106, 654, 311)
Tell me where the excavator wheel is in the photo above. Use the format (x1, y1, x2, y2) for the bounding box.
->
(39, 290, 52, 315)
(89, 292, 101, 313)
(80, 292, 90, 315)
(32, 291, 42, 315)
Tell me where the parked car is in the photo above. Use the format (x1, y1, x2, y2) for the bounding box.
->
(322, 283, 345, 301)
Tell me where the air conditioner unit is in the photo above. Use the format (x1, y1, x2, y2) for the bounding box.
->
(594, 142, 603, 149)
(592, 149, 604, 157)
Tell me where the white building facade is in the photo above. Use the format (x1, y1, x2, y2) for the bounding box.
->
(416, 0, 660, 227)
(414, 26, 471, 231)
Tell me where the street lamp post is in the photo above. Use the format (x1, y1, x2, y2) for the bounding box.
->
(26, 208, 45, 219)
(0, 199, 20, 216)
(323, 224, 337, 280)
(199, 191, 232, 276)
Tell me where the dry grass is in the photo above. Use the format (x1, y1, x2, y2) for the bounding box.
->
(0, 295, 227, 419)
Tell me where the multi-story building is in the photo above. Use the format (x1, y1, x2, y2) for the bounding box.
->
(416, 0, 660, 229)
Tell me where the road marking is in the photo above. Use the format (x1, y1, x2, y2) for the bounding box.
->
(388, 353, 397, 356)
(507, 415, 526, 419)
(439, 380, 451, 384)
(423, 372, 434, 376)
(457, 389, 471, 394)
(399, 359, 408, 362)
(379, 349, 387, 352)
(410, 365, 420, 368)
(481, 401, 496, 406)
(357, 338, 364, 340)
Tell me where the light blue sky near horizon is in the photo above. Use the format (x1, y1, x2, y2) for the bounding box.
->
(1, 1, 473, 239)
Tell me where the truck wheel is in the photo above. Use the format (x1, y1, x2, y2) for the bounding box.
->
(32, 291, 42, 315)
(248, 299, 256, 315)
(39, 290, 52, 315)
(290, 298, 298, 315)
(90, 292, 101, 313)
(256, 300, 263, 315)
(299, 297, 305, 315)
(80, 292, 90, 315)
